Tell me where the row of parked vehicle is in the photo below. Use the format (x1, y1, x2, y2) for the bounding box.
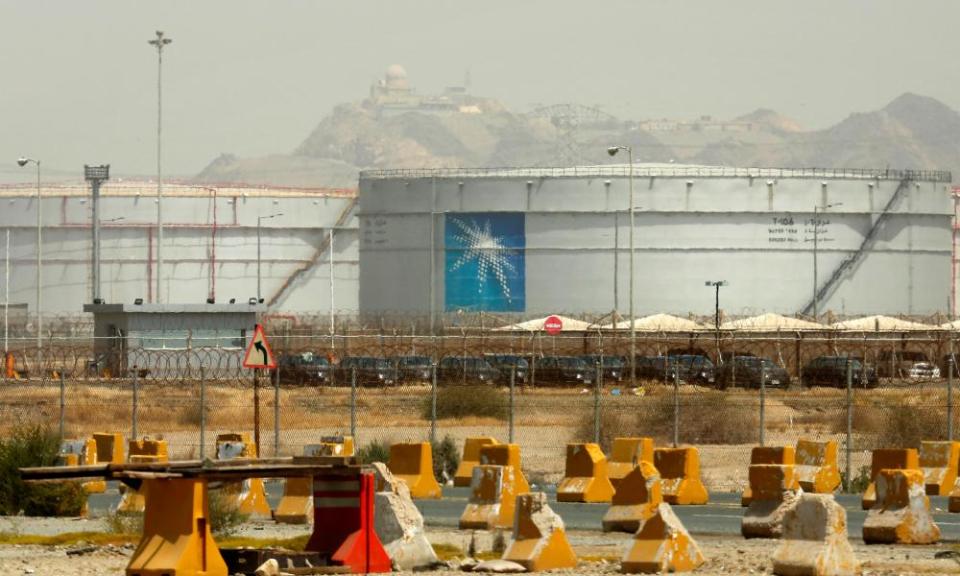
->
(275, 349, 955, 389)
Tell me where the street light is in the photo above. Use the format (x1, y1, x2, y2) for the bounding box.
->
(705, 280, 728, 362)
(148, 30, 172, 303)
(812, 202, 842, 320)
(84, 164, 110, 303)
(607, 145, 635, 383)
(17, 157, 41, 372)
(257, 213, 283, 303)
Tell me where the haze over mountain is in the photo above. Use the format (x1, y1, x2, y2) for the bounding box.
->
(197, 71, 960, 188)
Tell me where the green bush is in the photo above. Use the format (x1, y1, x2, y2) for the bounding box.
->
(0, 424, 87, 516)
(423, 385, 507, 421)
(432, 435, 460, 483)
(356, 440, 391, 465)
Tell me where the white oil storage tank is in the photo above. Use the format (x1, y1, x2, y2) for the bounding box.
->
(358, 165, 953, 319)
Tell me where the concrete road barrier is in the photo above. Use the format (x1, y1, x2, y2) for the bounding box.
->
(620, 503, 705, 574)
(480, 443, 531, 495)
(215, 432, 271, 518)
(372, 462, 438, 570)
(454, 437, 499, 487)
(919, 440, 960, 496)
(557, 443, 615, 503)
(602, 460, 662, 533)
(608, 437, 654, 490)
(502, 492, 577, 572)
(772, 493, 858, 576)
(741, 464, 801, 539)
(116, 438, 169, 514)
(276, 437, 357, 524)
(741, 446, 797, 506)
(795, 439, 841, 494)
(862, 468, 940, 544)
(388, 442, 442, 500)
(862, 448, 919, 510)
(459, 464, 519, 530)
(654, 447, 708, 505)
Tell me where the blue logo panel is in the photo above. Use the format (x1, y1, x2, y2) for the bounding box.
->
(444, 213, 525, 312)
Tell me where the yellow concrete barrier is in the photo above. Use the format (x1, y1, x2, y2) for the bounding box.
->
(479, 443, 531, 495)
(741, 446, 796, 506)
(454, 437, 499, 487)
(459, 464, 519, 530)
(608, 437, 654, 490)
(862, 468, 940, 544)
(59, 438, 103, 502)
(557, 443, 615, 503)
(862, 448, 919, 510)
(126, 478, 228, 576)
(772, 493, 859, 576)
(620, 503, 705, 573)
(388, 442, 442, 499)
(502, 492, 577, 572)
(919, 440, 960, 496)
(117, 439, 169, 514)
(602, 460, 661, 533)
(215, 433, 271, 518)
(275, 437, 356, 524)
(653, 447, 708, 505)
(741, 464, 801, 539)
(794, 439, 841, 494)
(93, 432, 125, 465)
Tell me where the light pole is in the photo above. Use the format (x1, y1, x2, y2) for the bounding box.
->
(17, 157, 41, 372)
(84, 164, 110, 303)
(257, 213, 282, 303)
(607, 146, 635, 383)
(705, 280, 728, 363)
(812, 202, 842, 320)
(148, 30, 172, 303)
(329, 227, 335, 350)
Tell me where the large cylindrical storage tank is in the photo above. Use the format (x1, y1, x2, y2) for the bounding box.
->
(358, 165, 953, 318)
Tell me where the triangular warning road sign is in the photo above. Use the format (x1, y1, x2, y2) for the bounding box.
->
(243, 324, 276, 369)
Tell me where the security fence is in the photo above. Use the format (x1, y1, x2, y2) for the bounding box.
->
(1, 331, 957, 492)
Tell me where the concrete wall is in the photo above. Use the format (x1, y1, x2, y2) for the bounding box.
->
(359, 167, 954, 317)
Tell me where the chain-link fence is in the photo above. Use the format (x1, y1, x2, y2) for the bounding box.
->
(1, 330, 956, 492)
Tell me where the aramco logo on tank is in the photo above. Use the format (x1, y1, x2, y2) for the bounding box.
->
(444, 213, 525, 312)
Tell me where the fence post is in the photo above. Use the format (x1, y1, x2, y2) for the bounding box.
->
(509, 367, 515, 443)
(673, 363, 679, 448)
(59, 371, 65, 443)
(845, 359, 853, 492)
(132, 368, 139, 441)
(350, 367, 357, 441)
(759, 367, 766, 447)
(274, 366, 280, 457)
(430, 363, 437, 445)
(949, 355, 955, 442)
(593, 363, 602, 445)
(199, 366, 206, 459)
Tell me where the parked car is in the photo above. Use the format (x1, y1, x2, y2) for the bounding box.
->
(437, 356, 501, 384)
(532, 356, 593, 385)
(391, 355, 434, 383)
(635, 355, 675, 381)
(802, 356, 878, 388)
(484, 354, 529, 384)
(337, 356, 395, 386)
(275, 352, 332, 385)
(715, 356, 790, 389)
(671, 354, 716, 384)
(877, 350, 940, 379)
(579, 354, 626, 382)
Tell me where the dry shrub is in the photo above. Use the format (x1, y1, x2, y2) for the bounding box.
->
(424, 385, 506, 421)
(574, 407, 637, 453)
(865, 403, 948, 449)
(636, 393, 758, 445)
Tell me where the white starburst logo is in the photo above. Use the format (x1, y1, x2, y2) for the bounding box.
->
(449, 217, 518, 302)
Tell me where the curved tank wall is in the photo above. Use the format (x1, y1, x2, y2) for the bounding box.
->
(358, 166, 954, 318)
(0, 182, 359, 316)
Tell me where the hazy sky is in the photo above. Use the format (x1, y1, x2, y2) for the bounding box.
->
(2, 0, 959, 182)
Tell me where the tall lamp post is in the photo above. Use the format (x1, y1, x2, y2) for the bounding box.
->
(17, 157, 41, 373)
(607, 146, 635, 382)
(84, 164, 110, 303)
(812, 202, 842, 320)
(705, 280, 727, 362)
(148, 30, 172, 303)
(257, 213, 283, 303)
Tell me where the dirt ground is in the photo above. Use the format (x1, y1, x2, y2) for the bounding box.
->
(1, 518, 959, 575)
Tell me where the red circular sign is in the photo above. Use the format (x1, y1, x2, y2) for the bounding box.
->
(544, 315, 563, 335)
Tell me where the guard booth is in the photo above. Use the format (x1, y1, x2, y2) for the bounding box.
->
(83, 303, 263, 378)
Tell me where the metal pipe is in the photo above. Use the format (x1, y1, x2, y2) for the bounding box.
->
(430, 363, 437, 445)
(199, 366, 206, 459)
(628, 149, 635, 384)
(759, 368, 766, 446)
(3, 229, 8, 356)
(329, 228, 335, 349)
(59, 372, 65, 442)
(274, 365, 280, 456)
(148, 31, 172, 303)
(92, 180, 99, 302)
(132, 368, 139, 440)
(673, 364, 679, 448)
(813, 205, 819, 319)
(845, 359, 853, 491)
(949, 353, 955, 442)
(350, 367, 357, 441)
(509, 366, 515, 443)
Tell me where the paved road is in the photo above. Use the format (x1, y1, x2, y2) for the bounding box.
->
(89, 482, 960, 541)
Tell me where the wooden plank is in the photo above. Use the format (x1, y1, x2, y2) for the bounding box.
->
(21, 458, 363, 482)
